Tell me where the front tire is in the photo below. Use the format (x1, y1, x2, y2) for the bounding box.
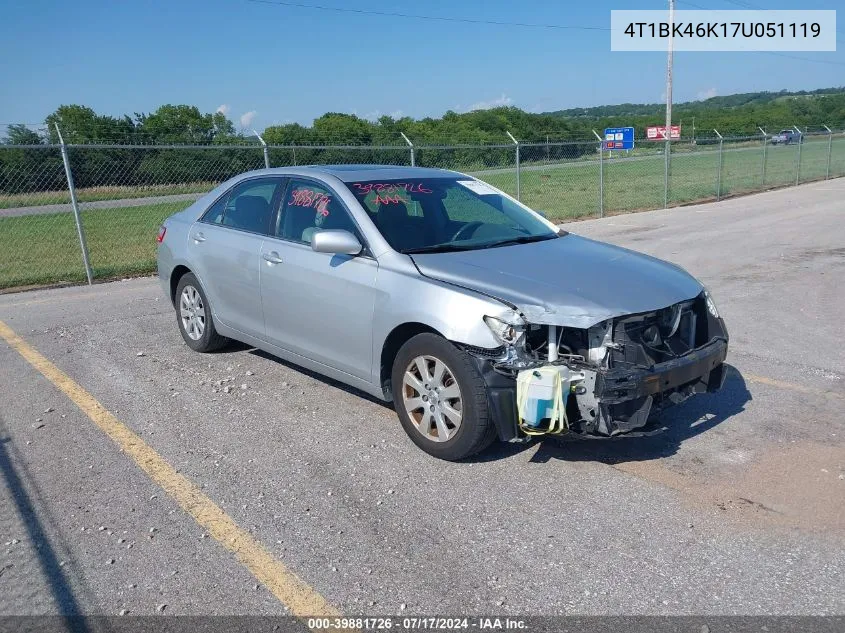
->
(174, 272, 228, 352)
(391, 333, 496, 461)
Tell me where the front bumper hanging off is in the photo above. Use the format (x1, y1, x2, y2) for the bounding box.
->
(590, 337, 728, 435)
(470, 337, 729, 442)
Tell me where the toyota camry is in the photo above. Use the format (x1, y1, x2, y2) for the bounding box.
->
(157, 165, 729, 460)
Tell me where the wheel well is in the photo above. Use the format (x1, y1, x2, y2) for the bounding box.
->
(169, 265, 192, 306)
(380, 322, 442, 401)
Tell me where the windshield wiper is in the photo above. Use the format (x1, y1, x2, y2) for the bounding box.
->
(401, 243, 479, 255)
(403, 233, 560, 255)
(477, 234, 559, 249)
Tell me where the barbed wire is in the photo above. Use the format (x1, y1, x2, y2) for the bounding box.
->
(2, 122, 843, 148)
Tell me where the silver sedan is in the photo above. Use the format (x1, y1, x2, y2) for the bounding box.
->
(157, 165, 728, 460)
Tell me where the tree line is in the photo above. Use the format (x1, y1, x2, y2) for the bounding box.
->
(550, 87, 845, 139)
(0, 104, 588, 194)
(2, 89, 843, 195)
(6, 88, 843, 148)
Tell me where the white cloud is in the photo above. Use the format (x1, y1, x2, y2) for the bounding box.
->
(216, 104, 231, 116)
(363, 109, 406, 122)
(467, 93, 513, 111)
(239, 110, 257, 128)
(696, 87, 718, 101)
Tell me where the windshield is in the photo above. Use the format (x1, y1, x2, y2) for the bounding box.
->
(345, 178, 559, 254)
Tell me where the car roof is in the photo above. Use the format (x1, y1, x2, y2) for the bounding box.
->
(290, 164, 465, 182)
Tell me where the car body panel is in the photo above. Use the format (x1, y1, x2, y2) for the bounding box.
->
(260, 237, 379, 381)
(368, 250, 510, 365)
(411, 234, 704, 329)
(186, 222, 266, 338)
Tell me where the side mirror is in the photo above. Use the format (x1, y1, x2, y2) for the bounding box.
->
(310, 229, 362, 256)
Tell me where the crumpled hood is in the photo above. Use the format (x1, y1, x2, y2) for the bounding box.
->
(411, 234, 704, 329)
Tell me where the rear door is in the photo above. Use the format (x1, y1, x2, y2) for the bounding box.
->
(188, 176, 284, 338)
(259, 177, 378, 380)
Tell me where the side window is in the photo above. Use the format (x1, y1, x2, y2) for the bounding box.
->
(214, 178, 281, 235)
(278, 179, 361, 245)
(202, 192, 230, 225)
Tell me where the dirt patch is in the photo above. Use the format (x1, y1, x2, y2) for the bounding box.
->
(609, 224, 665, 235)
(614, 441, 845, 535)
(789, 247, 845, 263)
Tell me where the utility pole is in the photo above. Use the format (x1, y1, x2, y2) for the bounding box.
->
(663, 0, 675, 208)
(665, 0, 674, 136)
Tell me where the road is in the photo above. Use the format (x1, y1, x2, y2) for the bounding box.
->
(0, 192, 204, 218)
(0, 179, 843, 618)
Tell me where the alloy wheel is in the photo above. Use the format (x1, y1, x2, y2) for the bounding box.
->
(179, 285, 206, 341)
(402, 355, 463, 442)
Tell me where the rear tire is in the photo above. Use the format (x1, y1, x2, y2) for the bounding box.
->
(391, 333, 496, 461)
(174, 272, 228, 352)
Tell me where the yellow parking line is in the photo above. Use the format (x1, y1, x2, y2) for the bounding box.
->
(0, 319, 339, 619)
(743, 372, 845, 400)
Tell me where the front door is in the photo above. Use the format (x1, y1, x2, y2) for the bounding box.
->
(260, 178, 378, 381)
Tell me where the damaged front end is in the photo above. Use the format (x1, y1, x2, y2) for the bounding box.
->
(461, 291, 729, 442)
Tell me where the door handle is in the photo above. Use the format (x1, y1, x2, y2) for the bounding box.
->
(262, 251, 284, 264)
(192, 232, 206, 243)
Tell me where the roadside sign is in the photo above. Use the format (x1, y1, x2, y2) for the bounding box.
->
(602, 126, 634, 150)
(647, 125, 681, 140)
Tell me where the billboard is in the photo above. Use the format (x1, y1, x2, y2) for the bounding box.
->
(646, 125, 681, 140)
(602, 127, 635, 150)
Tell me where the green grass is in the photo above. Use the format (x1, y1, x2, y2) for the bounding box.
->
(473, 136, 845, 221)
(0, 200, 190, 289)
(1, 138, 842, 290)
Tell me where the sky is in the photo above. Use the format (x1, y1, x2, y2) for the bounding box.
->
(0, 0, 842, 131)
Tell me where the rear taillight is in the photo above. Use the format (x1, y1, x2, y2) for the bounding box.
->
(156, 225, 167, 243)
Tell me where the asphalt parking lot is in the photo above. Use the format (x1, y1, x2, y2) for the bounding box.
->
(1, 178, 843, 617)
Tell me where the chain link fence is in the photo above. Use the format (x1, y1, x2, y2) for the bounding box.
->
(1, 129, 843, 290)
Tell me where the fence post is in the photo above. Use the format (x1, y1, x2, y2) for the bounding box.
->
(714, 129, 723, 201)
(758, 127, 767, 187)
(400, 132, 415, 167)
(55, 124, 93, 285)
(253, 130, 270, 168)
(291, 144, 297, 166)
(592, 129, 604, 217)
(506, 131, 520, 201)
(794, 125, 803, 185)
(663, 132, 670, 209)
(823, 125, 833, 179)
